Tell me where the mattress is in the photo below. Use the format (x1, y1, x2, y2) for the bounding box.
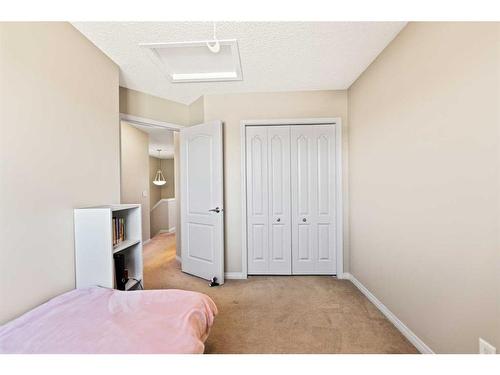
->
(0, 287, 217, 354)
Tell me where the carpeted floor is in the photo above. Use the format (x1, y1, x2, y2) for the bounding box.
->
(143, 232, 418, 354)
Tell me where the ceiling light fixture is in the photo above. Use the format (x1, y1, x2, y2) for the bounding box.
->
(153, 149, 167, 186)
(206, 22, 220, 54)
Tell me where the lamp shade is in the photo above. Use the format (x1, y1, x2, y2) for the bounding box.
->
(153, 169, 166, 186)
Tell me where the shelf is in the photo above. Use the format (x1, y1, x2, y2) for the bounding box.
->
(75, 205, 143, 290)
(80, 204, 140, 212)
(109, 204, 140, 212)
(113, 239, 140, 254)
(125, 278, 141, 291)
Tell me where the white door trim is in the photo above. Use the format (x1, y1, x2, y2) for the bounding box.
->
(120, 113, 185, 131)
(240, 117, 343, 278)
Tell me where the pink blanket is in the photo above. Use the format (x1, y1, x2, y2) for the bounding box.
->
(0, 287, 217, 354)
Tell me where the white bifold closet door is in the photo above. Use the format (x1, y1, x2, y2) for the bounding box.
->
(246, 126, 291, 274)
(246, 124, 336, 275)
(290, 125, 336, 274)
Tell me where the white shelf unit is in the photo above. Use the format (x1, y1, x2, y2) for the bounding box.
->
(74, 204, 143, 290)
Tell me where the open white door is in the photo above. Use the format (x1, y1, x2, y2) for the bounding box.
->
(180, 121, 224, 284)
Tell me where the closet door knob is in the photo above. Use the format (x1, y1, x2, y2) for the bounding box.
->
(302, 218, 307, 222)
(276, 218, 281, 222)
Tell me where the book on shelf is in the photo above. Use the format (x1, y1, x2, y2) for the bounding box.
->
(112, 217, 125, 246)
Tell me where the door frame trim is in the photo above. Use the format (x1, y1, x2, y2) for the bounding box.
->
(120, 113, 185, 131)
(240, 117, 343, 278)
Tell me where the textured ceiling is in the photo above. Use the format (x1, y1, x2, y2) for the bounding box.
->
(73, 22, 406, 105)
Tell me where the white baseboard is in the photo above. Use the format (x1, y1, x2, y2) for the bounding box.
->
(224, 272, 247, 280)
(143, 239, 151, 245)
(336, 273, 350, 280)
(168, 227, 176, 233)
(343, 272, 434, 354)
(175, 255, 181, 263)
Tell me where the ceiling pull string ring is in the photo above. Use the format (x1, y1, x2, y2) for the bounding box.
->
(206, 22, 221, 54)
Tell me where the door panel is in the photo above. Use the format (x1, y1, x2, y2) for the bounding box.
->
(267, 126, 291, 274)
(297, 223, 311, 260)
(187, 135, 213, 214)
(313, 125, 337, 274)
(291, 126, 316, 273)
(246, 127, 269, 274)
(251, 134, 266, 215)
(180, 121, 224, 283)
(317, 134, 331, 215)
(317, 223, 330, 260)
(271, 224, 285, 260)
(246, 126, 291, 274)
(291, 125, 336, 274)
(296, 135, 311, 216)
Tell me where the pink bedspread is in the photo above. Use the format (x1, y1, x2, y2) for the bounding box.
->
(0, 287, 217, 354)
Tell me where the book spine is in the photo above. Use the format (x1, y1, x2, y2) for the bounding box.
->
(112, 217, 125, 246)
(115, 218, 119, 244)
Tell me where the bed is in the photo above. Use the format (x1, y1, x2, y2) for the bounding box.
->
(0, 287, 217, 354)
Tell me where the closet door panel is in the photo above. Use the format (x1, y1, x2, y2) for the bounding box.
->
(290, 126, 317, 274)
(268, 126, 291, 274)
(291, 125, 337, 275)
(314, 125, 336, 273)
(246, 127, 269, 274)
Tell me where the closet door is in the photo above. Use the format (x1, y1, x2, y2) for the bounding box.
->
(246, 126, 291, 274)
(246, 127, 269, 274)
(290, 125, 336, 274)
(267, 126, 291, 274)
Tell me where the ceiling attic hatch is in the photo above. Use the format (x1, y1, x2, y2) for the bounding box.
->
(141, 40, 243, 83)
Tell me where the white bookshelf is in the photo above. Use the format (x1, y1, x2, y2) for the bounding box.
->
(74, 204, 143, 290)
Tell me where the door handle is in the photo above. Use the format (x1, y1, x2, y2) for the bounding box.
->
(276, 218, 281, 222)
(302, 218, 307, 222)
(209, 207, 221, 213)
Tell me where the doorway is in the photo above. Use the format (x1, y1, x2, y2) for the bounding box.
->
(119, 114, 183, 285)
(119, 115, 225, 286)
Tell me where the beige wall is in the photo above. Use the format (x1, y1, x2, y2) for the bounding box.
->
(189, 96, 205, 125)
(160, 159, 175, 199)
(150, 200, 170, 237)
(149, 156, 175, 238)
(348, 22, 500, 353)
(120, 122, 150, 242)
(120, 87, 189, 125)
(149, 156, 162, 209)
(0, 22, 120, 324)
(203, 90, 349, 273)
(149, 156, 176, 203)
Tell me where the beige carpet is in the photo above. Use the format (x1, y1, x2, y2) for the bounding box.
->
(143, 232, 418, 354)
